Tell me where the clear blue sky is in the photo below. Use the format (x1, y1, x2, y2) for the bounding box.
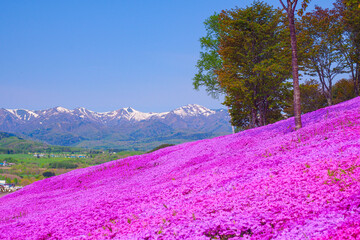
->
(0, 0, 334, 112)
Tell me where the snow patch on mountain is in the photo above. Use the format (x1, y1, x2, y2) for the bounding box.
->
(172, 104, 215, 118)
(54, 107, 71, 113)
(5, 109, 39, 120)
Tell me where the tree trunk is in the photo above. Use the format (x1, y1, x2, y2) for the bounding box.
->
(288, 11, 302, 130)
(259, 99, 267, 126)
(250, 108, 257, 128)
(354, 76, 359, 97)
(227, 106, 235, 134)
(326, 93, 333, 106)
(350, 64, 359, 96)
(329, 82, 333, 106)
(357, 63, 360, 96)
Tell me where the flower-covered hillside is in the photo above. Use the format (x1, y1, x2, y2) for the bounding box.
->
(1, 98, 360, 239)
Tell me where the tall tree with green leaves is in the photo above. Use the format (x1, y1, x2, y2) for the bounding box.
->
(217, 1, 291, 128)
(298, 6, 345, 106)
(193, 14, 236, 133)
(335, 0, 360, 96)
(193, 14, 224, 98)
(279, 0, 309, 130)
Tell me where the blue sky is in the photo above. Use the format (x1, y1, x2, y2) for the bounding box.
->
(0, 0, 335, 112)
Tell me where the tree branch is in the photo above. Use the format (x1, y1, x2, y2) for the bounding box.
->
(279, 0, 288, 13)
(292, 0, 299, 14)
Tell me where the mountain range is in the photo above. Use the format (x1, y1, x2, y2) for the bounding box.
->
(0, 104, 232, 150)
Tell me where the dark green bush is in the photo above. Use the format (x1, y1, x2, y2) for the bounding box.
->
(42, 171, 55, 178)
(147, 144, 175, 153)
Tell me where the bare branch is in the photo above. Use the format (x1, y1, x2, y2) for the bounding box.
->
(292, 0, 299, 13)
(279, 0, 288, 12)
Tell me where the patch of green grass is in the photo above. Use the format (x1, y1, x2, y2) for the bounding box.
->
(0, 150, 143, 186)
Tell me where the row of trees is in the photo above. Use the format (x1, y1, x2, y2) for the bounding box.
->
(48, 161, 78, 169)
(194, 0, 360, 130)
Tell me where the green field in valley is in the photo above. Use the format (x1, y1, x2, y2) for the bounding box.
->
(0, 132, 177, 187)
(0, 150, 143, 186)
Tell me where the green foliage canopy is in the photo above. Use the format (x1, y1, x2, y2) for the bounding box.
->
(217, 2, 292, 128)
(332, 78, 357, 104)
(193, 14, 224, 99)
(298, 6, 346, 106)
(335, 0, 360, 96)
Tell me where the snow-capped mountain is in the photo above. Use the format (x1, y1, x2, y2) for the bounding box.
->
(0, 104, 232, 150)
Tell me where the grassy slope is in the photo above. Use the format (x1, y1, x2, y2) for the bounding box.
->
(0, 132, 89, 154)
(1, 97, 360, 239)
(0, 134, 47, 153)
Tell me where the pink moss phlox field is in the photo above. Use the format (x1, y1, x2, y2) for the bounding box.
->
(2, 98, 360, 239)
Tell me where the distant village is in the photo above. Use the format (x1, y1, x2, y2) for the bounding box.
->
(0, 180, 22, 193)
(0, 160, 15, 167)
(0, 161, 22, 193)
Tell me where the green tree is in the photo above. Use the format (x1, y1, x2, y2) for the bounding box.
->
(284, 79, 327, 116)
(5, 177, 11, 184)
(332, 78, 356, 104)
(217, 2, 291, 128)
(335, 0, 360, 96)
(13, 178, 18, 185)
(298, 6, 345, 106)
(193, 14, 224, 98)
(42, 171, 55, 178)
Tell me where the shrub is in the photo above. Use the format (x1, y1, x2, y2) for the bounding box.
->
(147, 144, 175, 153)
(42, 172, 55, 178)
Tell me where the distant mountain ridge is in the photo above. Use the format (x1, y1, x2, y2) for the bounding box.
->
(0, 104, 232, 150)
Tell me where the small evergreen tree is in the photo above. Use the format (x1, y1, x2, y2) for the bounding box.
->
(42, 172, 55, 178)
